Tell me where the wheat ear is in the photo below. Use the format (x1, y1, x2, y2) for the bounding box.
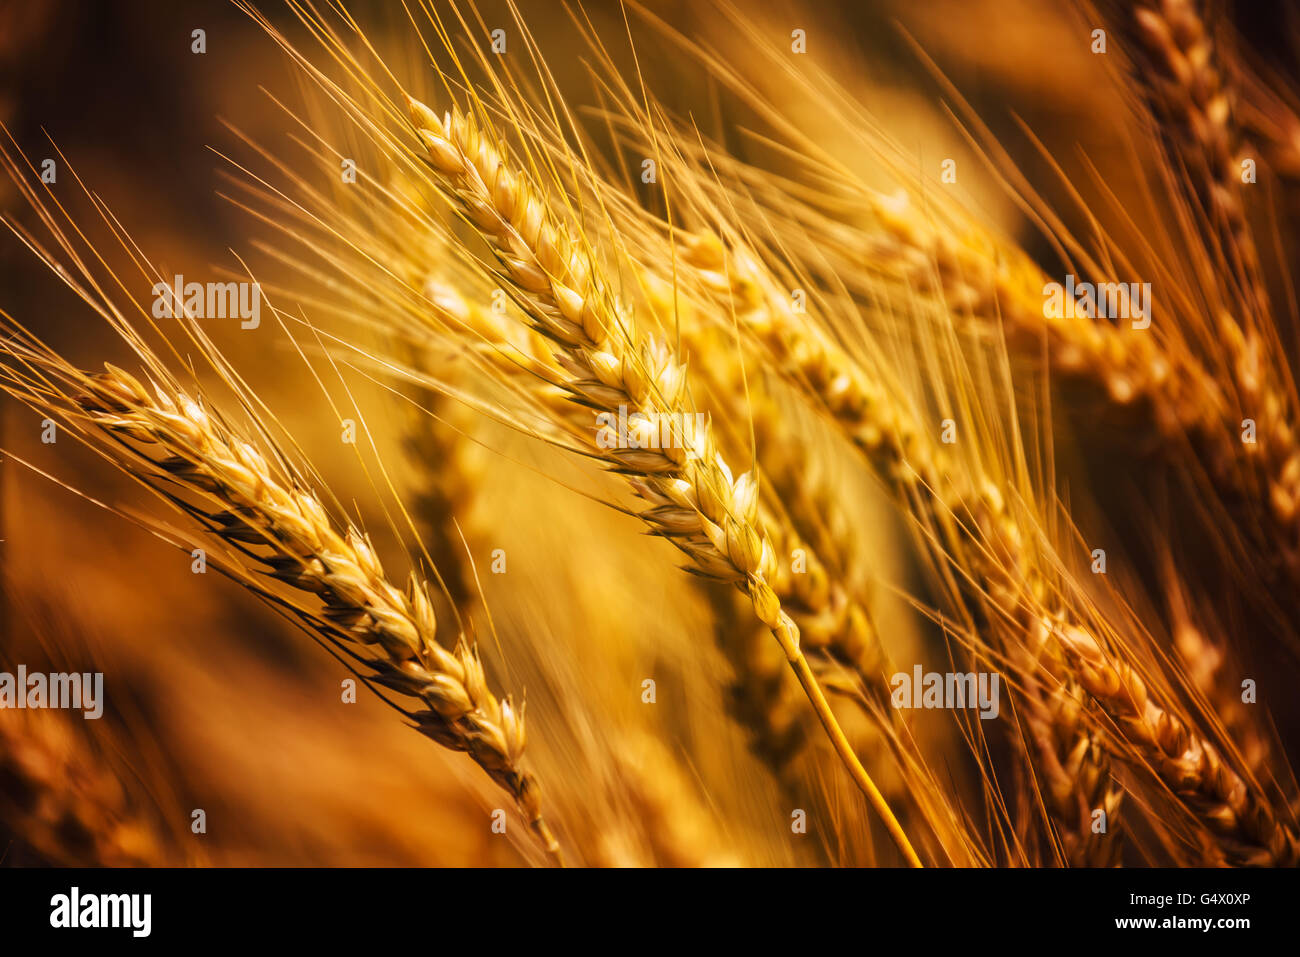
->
(1053, 620, 1299, 865)
(0, 707, 164, 867)
(406, 95, 920, 866)
(683, 232, 1127, 864)
(1233, 49, 1300, 181)
(63, 363, 563, 864)
(1121, 1, 1300, 586)
(716, 221, 1300, 863)
(407, 272, 852, 793)
(1127, 0, 1267, 320)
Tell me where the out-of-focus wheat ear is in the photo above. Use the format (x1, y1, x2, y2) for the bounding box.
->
(405, 94, 921, 866)
(405, 385, 484, 613)
(0, 708, 165, 866)
(597, 731, 743, 867)
(1231, 51, 1300, 181)
(1124, 0, 1268, 322)
(835, 181, 1300, 599)
(400, 283, 495, 620)
(66, 364, 564, 865)
(1173, 623, 1273, 785)
(1013, 644, 1124, 867)
(1054, 620, 1299, 865)
(1120, 3, 1300, 585)
(845, 193, 1225, 445)
(1167, 559, 1289, 814)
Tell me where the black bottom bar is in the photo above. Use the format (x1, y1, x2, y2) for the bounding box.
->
(0, 866, 1287, 946)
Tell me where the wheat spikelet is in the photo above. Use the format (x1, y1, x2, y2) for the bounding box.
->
(1012, 643, 1124, 867)
(1173, 623, 1272, 785)
(1166, 569, 1284, 807)
(405, 94, 921, 865)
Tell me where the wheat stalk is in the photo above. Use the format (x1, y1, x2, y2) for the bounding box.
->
(405, 94, 921, 866)
(415, 268, 921, 855)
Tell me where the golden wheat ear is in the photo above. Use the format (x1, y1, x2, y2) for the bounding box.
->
(403, 93, 922, 866)
(0, 335, 565, 865)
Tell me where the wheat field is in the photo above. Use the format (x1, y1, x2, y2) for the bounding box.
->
(0, 0, 1298, 870)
